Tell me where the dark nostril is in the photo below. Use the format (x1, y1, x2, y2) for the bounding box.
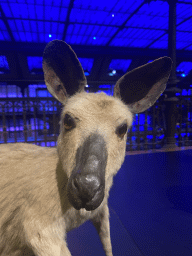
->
(72, 177, 80, 191)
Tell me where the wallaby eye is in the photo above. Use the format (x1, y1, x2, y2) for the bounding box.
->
(64, 114, 76, 130)
(116, 123, 128, 139)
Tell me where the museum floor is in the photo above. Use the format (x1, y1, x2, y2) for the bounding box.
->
(67, 148, 192, 256)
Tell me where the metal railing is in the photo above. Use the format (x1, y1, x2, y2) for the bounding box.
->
(0, 96, 192, 151)
(0, 97, 62, 147)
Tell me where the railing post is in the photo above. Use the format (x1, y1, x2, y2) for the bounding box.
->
(164, 0, 181, 148)
(22, 100, 28, 142)
(2, 105, 7, 143)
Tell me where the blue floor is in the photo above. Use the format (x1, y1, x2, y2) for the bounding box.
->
(67, 150, 192, 256)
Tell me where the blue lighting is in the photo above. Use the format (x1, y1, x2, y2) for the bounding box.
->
(78, 58, 94, 75)
(177, 62, 192, 75)
(109, 59, 132, 73)
(182, 89, 188, 96)
(27, 56, 43, 73)
(99, 85, 111, 89)
(0, 0, 191, 50)
(0, 55, 10, 73)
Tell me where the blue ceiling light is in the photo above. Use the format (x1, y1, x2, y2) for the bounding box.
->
(177, 61, 192, 76)
(109, 59, 132, 74)
(49, 34, 52, 38)
(112, 14, 115, 17)
(66, 24, 118, 46)
(108, 70, 116, 76)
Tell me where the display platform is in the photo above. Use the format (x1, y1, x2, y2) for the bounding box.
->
(67, 149, 192, 256)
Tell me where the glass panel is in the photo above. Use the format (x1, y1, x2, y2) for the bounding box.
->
(27, 56, 43, 74)
(8, 20, 64, 42)
(78, 58, 94, 75)
(66, 24, 117, 45)
(110, 28, 164, 47)
(0, 55, 10, 74)
(109, 59, 132, 73)
(149, 34, 168, 49)
(70, 8, 127, 26)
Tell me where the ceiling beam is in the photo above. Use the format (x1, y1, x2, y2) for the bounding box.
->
(177, 15, 192, 27)
(146, 32, 167, 48)
(0, 41, 192, 60)
(0, 78, 118, 86)
(0, 5, 15, 42)
(145, 5, 192, 49)
(106, 2, 145, 46)
(97, 57, 112, 81)
(177, 1, 192, 5)
(4, 17, 167, 32)
(89, 56, 105, 81)
(62, 0, 75, 41)
(127, 57, 151, 72)
(183, 42, 192, 50)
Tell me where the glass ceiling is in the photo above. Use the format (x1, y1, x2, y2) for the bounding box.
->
(0, 0, 191, 50)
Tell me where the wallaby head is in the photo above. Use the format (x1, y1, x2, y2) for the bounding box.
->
(43, 40, 172, 212)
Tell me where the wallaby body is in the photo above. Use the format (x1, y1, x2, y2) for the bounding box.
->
(0, 143, 104, 255)
(0, 40, 172, 255)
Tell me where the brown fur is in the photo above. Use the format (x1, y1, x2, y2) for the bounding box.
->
(0, 92, 132, 256)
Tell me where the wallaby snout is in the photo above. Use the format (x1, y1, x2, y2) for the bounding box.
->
(70, 174, 104, 211)
(67, 133, 107, 211)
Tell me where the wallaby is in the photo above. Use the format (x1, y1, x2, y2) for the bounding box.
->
(0, 40, 172, 256)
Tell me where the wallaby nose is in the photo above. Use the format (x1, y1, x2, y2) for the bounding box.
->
(72, 174, 101, 202)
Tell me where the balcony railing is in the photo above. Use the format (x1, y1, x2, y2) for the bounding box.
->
(0, 96, 192, 151)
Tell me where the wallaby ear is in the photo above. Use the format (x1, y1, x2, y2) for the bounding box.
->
(43, 40, 87, 103)
(114, 57, 172, 113)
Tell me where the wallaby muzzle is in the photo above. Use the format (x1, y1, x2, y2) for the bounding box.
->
(67, 133, 107, 211)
